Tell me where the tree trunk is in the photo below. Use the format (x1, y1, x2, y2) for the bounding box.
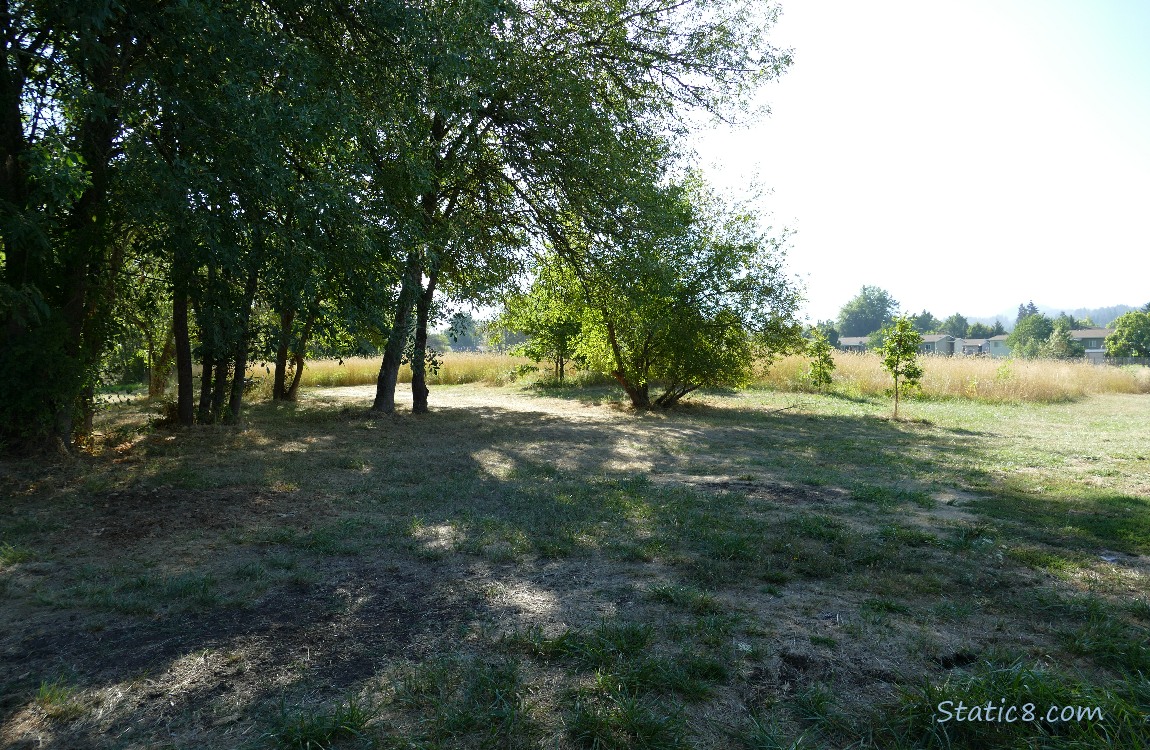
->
(411, 268, 438, 414)
(149, 329, 175, 398)
(612, 372, 650, 408)
(198, 355, 214, 423)
(373, 253, 420, 413)
(227, 267, 260, 421)
(654, 384, 698, 409)
(286, 352, 306, 400)
(174, 287, 194, 425)
(210, 358, 229, 423)
(273, 307, 295, 400)
(284, 310, 317, 401)
(604, 320, 649, 408)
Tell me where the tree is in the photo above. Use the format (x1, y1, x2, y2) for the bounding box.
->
(368, 0, 794, 415)
(940, 313, 969, 338)
(494, 266, 584, 382)
(1039, 321, 1085, 359)
(814, 320, 840, 347)
(1007, 313, 1054, 358)
(910, 310, 940, 334)
(1106, 311, 1150, 357)
(877, 317, 923, 419)
(558, 176, 803, 408)
(806, 328, 835, 391)
(838, 286, 898, 337)
(967, 321, 1004, 339)
(447, 313, 482, 352)
(0, 1, 161, 446)
(1016, 301, 1040, 326)
(1055, 312, 1092, 331)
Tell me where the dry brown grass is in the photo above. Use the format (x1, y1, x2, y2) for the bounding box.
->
(251, 352, 533, 394)
(759, 351, 1150, 402)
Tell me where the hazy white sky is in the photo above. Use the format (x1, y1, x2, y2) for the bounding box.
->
(693, 0, 1150, 324)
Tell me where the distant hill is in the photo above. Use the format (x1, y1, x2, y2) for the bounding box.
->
(969, 304, 1139, 331)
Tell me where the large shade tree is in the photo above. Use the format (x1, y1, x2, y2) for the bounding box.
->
(370, 0, 795, 413)
(838, 286, 898, 337)
(529, 176, 803, 408)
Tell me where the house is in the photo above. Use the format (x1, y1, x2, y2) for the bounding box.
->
(919, 334, 958, 355)
(838, 336, 869, 352)
(987, 334, 1011, 358)
(1070, 328, 1113, 364)
(962, 338, 989, 355)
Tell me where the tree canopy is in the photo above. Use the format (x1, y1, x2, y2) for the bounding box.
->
(939, 313, 969, 338)
(1007, 314, 1055, 359)
(1106, 311, 1150, 357)
(517, 176, 803, 408)
(838, 286, 898, 337)
(0, 0, 796, 448)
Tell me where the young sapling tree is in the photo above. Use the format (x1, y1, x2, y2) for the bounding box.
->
(877, 317, 923, 418)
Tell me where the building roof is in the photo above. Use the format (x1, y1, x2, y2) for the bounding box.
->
(839, 336, 869, 346)
(989, 334, 1010, 341)
(1068, 328, 1112, 340)
(964, 339, 988, 346)
(921, 334, 954, 343)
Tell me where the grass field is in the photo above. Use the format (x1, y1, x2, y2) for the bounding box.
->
(245, 351, 1150, 406)
(759, 351, 1150, 402)
(2, 382, 1149, 748)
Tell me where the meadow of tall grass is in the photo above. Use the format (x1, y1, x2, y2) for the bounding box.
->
(245, 350, 1150, 404)
(253, 352, 534, 393)
(758, 351, 1150, 402)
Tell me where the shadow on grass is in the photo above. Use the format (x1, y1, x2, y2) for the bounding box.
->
(0, 391, 1142, 748)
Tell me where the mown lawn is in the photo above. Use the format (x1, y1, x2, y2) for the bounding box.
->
(1, 384, 1148, 749)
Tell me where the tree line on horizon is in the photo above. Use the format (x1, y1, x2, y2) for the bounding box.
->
(812, 287, 1150, 359)
(0, 0, 807, 452)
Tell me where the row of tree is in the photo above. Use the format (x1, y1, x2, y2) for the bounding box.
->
(828, 286, 1010, 342)
(0, 0, 799, 450)
(827, 287, 1142, 345)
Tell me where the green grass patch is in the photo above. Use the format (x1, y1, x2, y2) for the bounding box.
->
(648, 583, 722, 614)
(869, 660, 1150, 749)
(266, 696, 375, 749)
(0, 542, 33, 565)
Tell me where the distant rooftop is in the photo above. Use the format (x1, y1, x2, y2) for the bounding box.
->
(1068, 328, 1112, 339)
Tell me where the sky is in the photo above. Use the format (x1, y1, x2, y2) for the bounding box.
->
(691, 0, 1150, 324)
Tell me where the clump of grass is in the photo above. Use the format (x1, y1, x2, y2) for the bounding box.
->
(266, 697, 374, 749)
(1061, 616, 1150, 672)
(393, 658, 539, 747)
(566, 676, 689, 750)
(648, 583, 722, 614)
(64, 571, 220, 615)
(35, 678, 85, 721)
(517, 621, 654, 668)
(0, 542, 33, 565)
(757, 352, 1150, 403)
(742, 714, 812, 750)
(870, 660, 1149, 749)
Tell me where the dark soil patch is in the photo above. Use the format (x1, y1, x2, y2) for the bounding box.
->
(0, 556, 477, 748)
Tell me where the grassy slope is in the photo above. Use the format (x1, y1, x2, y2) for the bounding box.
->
(1, 385, 1148, 749)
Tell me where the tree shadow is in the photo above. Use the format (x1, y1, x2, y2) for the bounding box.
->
(1, 389, 1125, 747)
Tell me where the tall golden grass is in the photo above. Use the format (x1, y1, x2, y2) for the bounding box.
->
(250, 351, 1149, 404)
(252, 352, 534, 393)
(758, 352, 1150, 402)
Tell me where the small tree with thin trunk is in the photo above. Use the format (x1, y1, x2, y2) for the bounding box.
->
(806, 328, 835, 391)
(877, 317, 923, 418)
